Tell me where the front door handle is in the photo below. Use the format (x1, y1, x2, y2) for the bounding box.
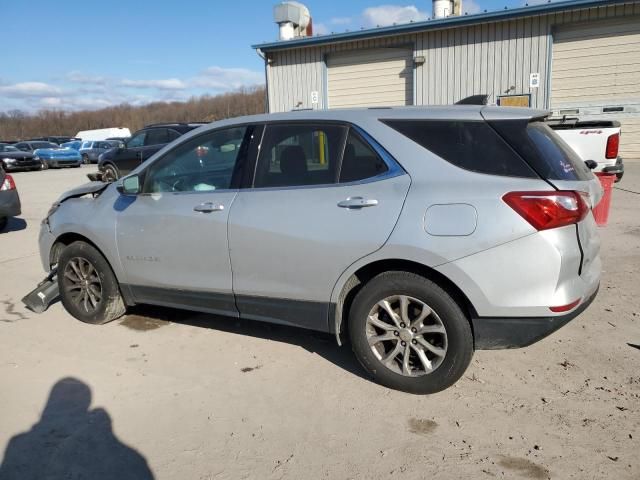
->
(337, 197, 379, 209)
(193, 202, 224, 213)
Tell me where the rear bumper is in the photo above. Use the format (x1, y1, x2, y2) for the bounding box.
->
(473, 285, 598, 349)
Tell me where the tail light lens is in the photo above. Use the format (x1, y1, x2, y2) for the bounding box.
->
(1, 175, 16, 191)
(605, 133, 619, 159)
(503, 191, 589, 231)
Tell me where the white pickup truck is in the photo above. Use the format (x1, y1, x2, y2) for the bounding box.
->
(547, 118, 624, 182)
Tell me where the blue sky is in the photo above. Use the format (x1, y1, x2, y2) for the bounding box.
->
(0, 0, 547, 112)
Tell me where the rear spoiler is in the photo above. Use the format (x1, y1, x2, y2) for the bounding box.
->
(455, 94, 489, 105)
(546, 116, 621, 130)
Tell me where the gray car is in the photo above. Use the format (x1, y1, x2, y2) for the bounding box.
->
(79, 140, 119, 164)
(0, 167, 21, 231)
(36, 106, 602, 393)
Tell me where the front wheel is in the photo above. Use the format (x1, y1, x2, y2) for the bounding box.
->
(349, 271, 474, 394)
(82, 154, 90, 164)
(41, 161, 49, 170)
(0, 217, 7, 232)
(57, 241, 126, 324)
(102, 164, 118, 182)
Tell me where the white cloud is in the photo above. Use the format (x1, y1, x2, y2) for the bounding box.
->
(463, 0, 482, 14)
(314, 22, 330, 35)
(191, 66, 263, 90)
(362, 5, 428, 27)
(330, 17, 352, 25)
(120, 78, 188, 90)
(0, 82, 62, 98)
(66, 71, 108, 85)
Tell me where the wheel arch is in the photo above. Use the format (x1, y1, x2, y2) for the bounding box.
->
(333, 258, 476, 346)
(50, 232, 134, 306)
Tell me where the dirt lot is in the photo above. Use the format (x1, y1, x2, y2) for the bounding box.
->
(0, 164, 638, 480)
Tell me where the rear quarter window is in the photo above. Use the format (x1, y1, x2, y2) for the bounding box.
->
(382, 119, 537, 178)
(489, 121, 592, 181)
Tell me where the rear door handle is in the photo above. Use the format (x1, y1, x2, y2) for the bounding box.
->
(193, 202, 224, 213)
(337, 197, 379, 209)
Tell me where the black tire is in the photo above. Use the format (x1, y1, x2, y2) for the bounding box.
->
(0, 217, 7, 232)
(615, 172, 623, 183)
(57, 241, 126, 325)
(41, 161, 49, 170)
(82, 154, 90, 165)
(349, 271, 474, 394)
(102, 164, 118, 182)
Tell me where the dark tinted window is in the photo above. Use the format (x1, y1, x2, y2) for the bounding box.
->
(489, 120, 591, 181)
(254, 124, 346, 188)
(340, 130, 388, 183)
(15, 143, 29, 151)
(127, 132, 146, 148)
(167, 129, 181, 141)
(382, 120, 537, 178)
(144, 127, 249, 193)
(145, 129, 168, 146)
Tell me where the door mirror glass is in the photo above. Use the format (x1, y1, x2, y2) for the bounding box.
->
(118, 175, 140, 195)
(118, 142, 126, 150)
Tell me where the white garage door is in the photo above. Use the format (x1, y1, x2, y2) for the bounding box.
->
(552, 18, 640, 159)
(327, 48, 413, 109)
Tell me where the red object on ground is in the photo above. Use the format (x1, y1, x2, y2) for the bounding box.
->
(592, 173, 616, 227)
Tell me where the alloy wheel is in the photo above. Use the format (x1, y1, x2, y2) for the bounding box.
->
(366, 295, 448, 377)
(62, 257, 102, 314)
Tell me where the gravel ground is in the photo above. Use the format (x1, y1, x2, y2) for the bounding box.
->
(0, 164, 638, 480)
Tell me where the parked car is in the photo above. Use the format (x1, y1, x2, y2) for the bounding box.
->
(0, 144, 42, 171)
(98, 123, 206, 181)
(79, 140, 119, 164)
(34, 146, 82, 169)
(548, 118, 624, 182)
(61, 140, 83, 151)
(0, 167, 21, 232)
(27, 136, 80, 145)
(14, 141, 59, 153)
(35, 107, 602, 394)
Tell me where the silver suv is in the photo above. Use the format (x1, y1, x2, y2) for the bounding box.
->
(37, 107, 602, 394)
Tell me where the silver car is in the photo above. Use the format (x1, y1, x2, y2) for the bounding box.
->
(36, 107, 602, 393)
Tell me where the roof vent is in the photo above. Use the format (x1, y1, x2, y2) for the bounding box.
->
(433, 0, 462, 19)
(274, 2, 313, 40)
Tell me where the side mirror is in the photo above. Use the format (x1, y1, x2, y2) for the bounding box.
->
(117, 175, 140, 195)
(118, 142, 126, 150)
(584, 160, 598, 170)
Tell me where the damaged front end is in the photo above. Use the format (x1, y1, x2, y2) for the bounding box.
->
(24, 181, 111, 314)
(22, 267, 59, 313)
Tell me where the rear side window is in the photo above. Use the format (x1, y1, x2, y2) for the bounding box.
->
(145, 129, 168, 146)
(254, 124, 346, 188)
(382, 120, 537, 178)
(490, 121, 591, 181)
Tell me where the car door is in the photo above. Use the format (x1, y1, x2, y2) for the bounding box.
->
(113, 131, 147, 175)
(115, 125, 255, 316)
(228, 123, 411, 331)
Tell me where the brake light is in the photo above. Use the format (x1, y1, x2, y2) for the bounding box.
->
(503, 191, 589, 231)
(1, 175, 16, 191)
(605, 133, 619, 159)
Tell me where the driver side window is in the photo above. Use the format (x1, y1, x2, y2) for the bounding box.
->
(143, 127, 248, 194)
(127, 132, 146, 148)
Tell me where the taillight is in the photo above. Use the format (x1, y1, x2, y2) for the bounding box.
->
(1, 175, 16, 191)
(503, 191, 589, 231)
(605, 133, 619, 159)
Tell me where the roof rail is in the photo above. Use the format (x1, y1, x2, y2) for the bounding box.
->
(143, 122, 209, 128)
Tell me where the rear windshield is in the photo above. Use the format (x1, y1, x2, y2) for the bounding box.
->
(490, 121, 591, 181)
(382, 119, 537, 178)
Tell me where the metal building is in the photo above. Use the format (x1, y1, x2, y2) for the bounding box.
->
(253, 0, 640, 159)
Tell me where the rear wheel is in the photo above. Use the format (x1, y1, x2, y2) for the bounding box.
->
(349, 271, 474, 394)
(102, 164, 118, 182)
(0, 217, 7, 231)
(57, 241, 126, 325)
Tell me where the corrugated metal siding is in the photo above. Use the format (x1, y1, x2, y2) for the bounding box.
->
(266, 2, 640, 114)
(327, 48, 413, 108)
